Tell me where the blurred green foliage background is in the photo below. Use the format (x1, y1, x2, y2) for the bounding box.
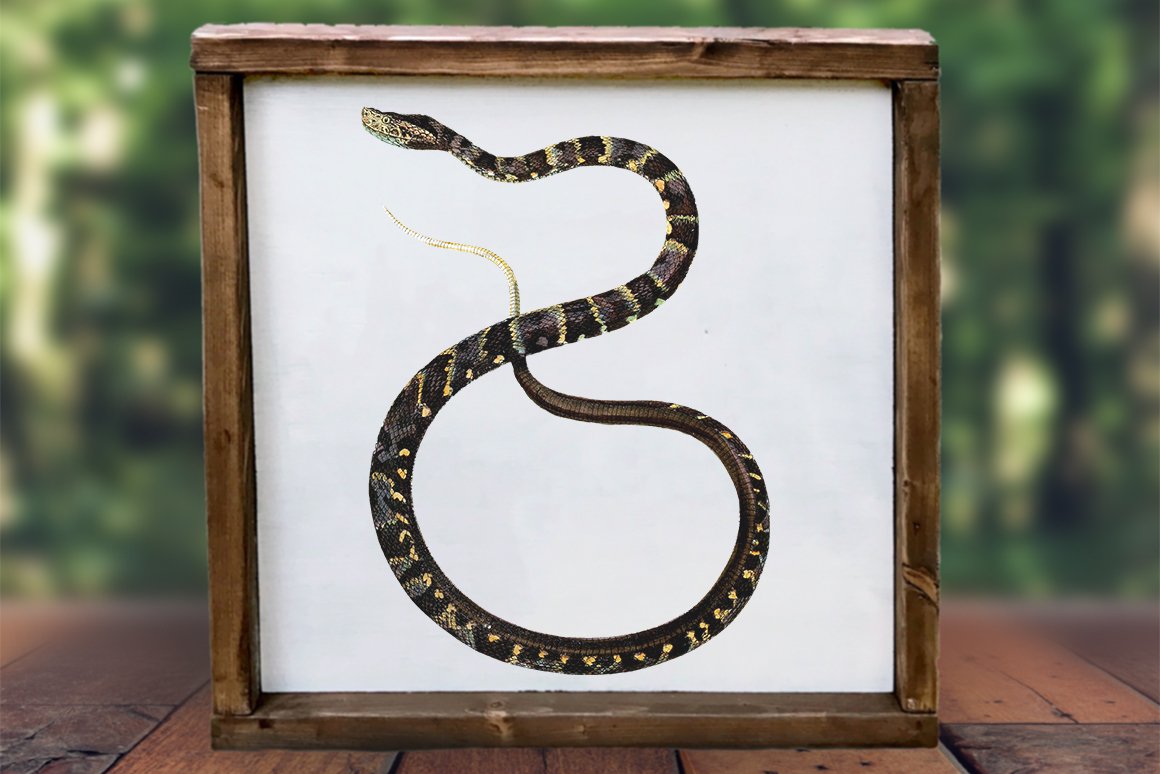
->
(1, 1, 1156, 597)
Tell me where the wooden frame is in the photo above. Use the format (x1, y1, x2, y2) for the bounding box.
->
(192, 25, 940, 749)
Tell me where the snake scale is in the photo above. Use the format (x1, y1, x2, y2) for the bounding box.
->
(363, 108, 770, 674)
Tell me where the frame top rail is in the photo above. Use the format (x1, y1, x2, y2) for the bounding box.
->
(190, 24, 938, 80)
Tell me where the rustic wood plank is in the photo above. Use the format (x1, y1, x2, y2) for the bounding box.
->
(111, 688, 394, 773)
(940, 608, 1160, 724)
(893, 79, 941, 715)
(0, 606, 208, 706)
(195, 72, 260, 718)
(2, 704, 171, 774)
(1031, 605, 1160, 703)
(544, 748, 678, 773)
(396, 750, 545, 774)
(189, 24, 938, 80)
(398, 748, 678, 774)
(0, 605, 208, 774)
(680, 746, 960, 773)
(941, 724, 1160, 774)
(0, 602, 97, 667)
(214, 692, 936, 749)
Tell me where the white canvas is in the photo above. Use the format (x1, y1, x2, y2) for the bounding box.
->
(245, 75, 895, 693)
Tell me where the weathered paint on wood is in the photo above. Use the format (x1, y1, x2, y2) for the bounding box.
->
(941, 724, 1160, 774)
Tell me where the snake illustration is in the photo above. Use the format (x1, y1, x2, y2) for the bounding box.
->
(363, 108, 770, 675)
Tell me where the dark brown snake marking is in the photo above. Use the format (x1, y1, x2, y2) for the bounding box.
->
(363, 108, 769, 674)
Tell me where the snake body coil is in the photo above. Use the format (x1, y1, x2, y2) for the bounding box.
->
(364, 108, 769, 674)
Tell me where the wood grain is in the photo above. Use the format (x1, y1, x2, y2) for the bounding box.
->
(543, 749, 679, 773)
(398, 748, 677, 773)
(0, 602, 99, 668)
(111, 688, 394, 773)
(1031, 605, 1160, 703)
(680, 746, 961, 773)
(0, 605, 207, 774)
(195, 73, 260, 718)
(0, 607, 207, 706)
(892, 79, 941, 716)
(214, 692, 936, 749)
(941, 724, 1160, 774)
(395, 750, 545, 774)
(940, 610, 1160, 724)
(189, 24, 938, 80)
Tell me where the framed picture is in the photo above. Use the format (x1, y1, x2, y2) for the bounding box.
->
(192, 24, 940, 749)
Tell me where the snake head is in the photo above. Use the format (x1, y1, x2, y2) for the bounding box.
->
(361, 108, 445, 150)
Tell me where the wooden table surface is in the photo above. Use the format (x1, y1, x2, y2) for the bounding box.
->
(1, 601, 1156, 773)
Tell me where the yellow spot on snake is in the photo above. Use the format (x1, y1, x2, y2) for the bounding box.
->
(538, 650, 548, 659)
(512, 644, 523, 656)
(397, 530, 411, 543)
(743, 570, 756, 580)
(560, 654, 569, 664)
(634, 653, 646, 661)
(721, 431, 733, 439)
(749, 473, 762, 480)
(487, 634, 500, 643)
(582, 656, 596, 666)
(728, 589, 738, 600)
(669, 403, 681, 409)
(613, 654, 621, 663)
(434, 589, 444, 598)
(586, 296, 607, 332)
(397, 468, 407, 479)
(552, 304, 568, 344)
(686, 631, 697, 644)
(598, 136, 612, 164)
(655, 179, 665, 192)
(493, 355, 505, 364)
(662, 643, 673, 653)
(662, 200, 670, 210)
(394, 513, 408, 524)
(421, 405, 431, 417)
(713, 608, 725, 620)
(699, 622, 709, 630)
(392, 492, 406, 502)
(466, 368, 474, 379)
(756, 523, 765, 532)
(408, 546, 419, 561)
(399, 449, 411, 457)
(616, 285, 641, 315)
(667, 221, 672, 234)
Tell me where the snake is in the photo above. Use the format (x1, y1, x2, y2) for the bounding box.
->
(363, 108, 770, 674)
